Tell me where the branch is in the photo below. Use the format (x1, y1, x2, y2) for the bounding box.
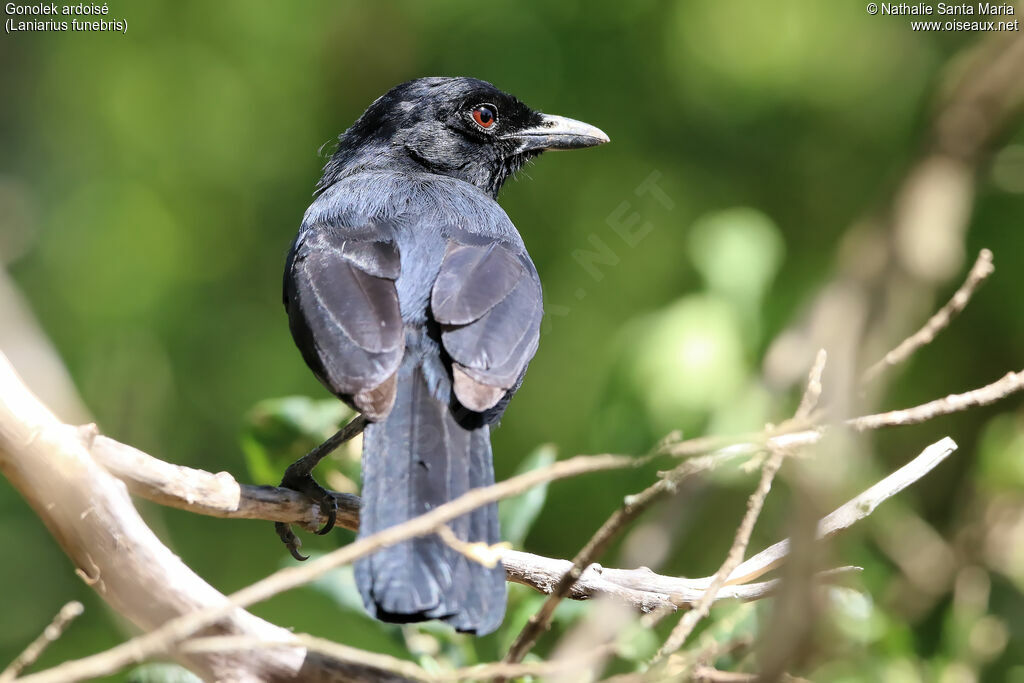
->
(3, 342, 977, 682)
(850, 369, 1024, 431)
(85, 372, 1018, 611)
(9, 428, 637, 681)
(862, 248, 994, 383)
(0, 602, 83, 683)
(651, 351, 826, 662)
(654, 448, 786, 662)
(722, 436, 958, 587)
(179, 634, 617, 682)
(0, 355, 411, 683)
(89, 433, 362, 532)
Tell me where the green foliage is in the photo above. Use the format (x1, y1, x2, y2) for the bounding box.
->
(241, 396, 354, 485)
(499, 444, 558, 547)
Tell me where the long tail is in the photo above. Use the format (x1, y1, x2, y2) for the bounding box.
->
(354, 362, 506, 635)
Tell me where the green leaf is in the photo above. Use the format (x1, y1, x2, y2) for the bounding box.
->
(499, 444, 557, 547)
(240, 396, 354, 484)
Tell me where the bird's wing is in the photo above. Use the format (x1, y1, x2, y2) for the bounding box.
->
(284, 229, 403, 419)
(431, 241, 543, 412)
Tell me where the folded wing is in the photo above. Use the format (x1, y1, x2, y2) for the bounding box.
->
(431, 242, 543, 413)
(284, 229, 403, 419)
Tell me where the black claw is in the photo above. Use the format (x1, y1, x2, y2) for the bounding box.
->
(280, 470, 338, 536)
(275, 521, 309, 561)
(315, 497, 338, 535)
(272, 417, 366, 561)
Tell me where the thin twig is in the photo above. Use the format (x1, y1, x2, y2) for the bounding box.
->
(796, 349, 828, 420)
(652, 448, 786, 663)
(863, 248, 994, 383)
(178, 634, 617, 682)
(850, 369, 1024, 430)
(435, 524, 509, 569)
(650, 351, 819, 664)
(502, 474, 668, 665)
(721, 436, 958, 586)
(504, 352, 830, 667)
(501, 445, 742, 665)
(0, 602, 84, 683)
(692, 667, 810, 683)
(179, 634, 428, 682)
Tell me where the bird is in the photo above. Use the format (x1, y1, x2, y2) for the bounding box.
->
(277, 77, 608, 635)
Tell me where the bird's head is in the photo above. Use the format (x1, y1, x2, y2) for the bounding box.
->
(318, 77, 609, 197)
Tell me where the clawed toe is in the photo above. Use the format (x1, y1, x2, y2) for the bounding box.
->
(275, 521, 309, 561)
(276, 470, 338, 556)
(272, 418, 364, 561)
(315, 496, 337, 535)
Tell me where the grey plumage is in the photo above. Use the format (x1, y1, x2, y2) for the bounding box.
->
(283, 78, 607, 634)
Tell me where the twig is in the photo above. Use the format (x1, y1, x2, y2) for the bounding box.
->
(652, 448, 786, 663)
(179, 633, 428, 682)
(505, 353, 830, 666)
(692, 668, 758, 683)
(502, 474, 669, 665)
(661, 367, 1024, 464)
(0, 602, 84, 683)
(796, 349, 828, 419)
(863, 249, 995, 383)
(721, 436, 958, 587)
(501, 444, 748, 665)
(850, 369, 1024, 431)
(692, 667, 809, 683)
(178, 634, 617, 682)
(436, 524, 509, 568)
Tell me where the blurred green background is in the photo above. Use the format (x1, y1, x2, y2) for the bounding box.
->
(1, 1, 1023, 680)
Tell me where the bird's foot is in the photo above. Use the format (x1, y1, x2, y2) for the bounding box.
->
(276, 469, 338, 562)
(275, 521, 308, 561)
(281, 469, 338, 536)
(273, 417, 364, 561)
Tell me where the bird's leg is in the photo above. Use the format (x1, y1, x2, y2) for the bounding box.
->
(275, 414, 367, 561)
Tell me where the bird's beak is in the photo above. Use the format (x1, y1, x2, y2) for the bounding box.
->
(506, 114, 610, 153)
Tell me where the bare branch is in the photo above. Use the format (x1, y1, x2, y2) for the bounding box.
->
(722, 436, 958, 586)
(692, 667, 809, 683)
(178, 634, 616, 682)
(850, 370, 1024, 431)
(863, 248, 995, 383)
(0, 343, 992, 683)
(89, 433, 362, 532)
(653, 448, 786, 662)
(0, 354, 412, 683)
(0, 602, 83, 683)
(13, 447, 636, 683)
(796, 349, 828, 419)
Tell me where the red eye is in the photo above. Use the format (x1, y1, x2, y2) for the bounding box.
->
(472, 105, 496, 129)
